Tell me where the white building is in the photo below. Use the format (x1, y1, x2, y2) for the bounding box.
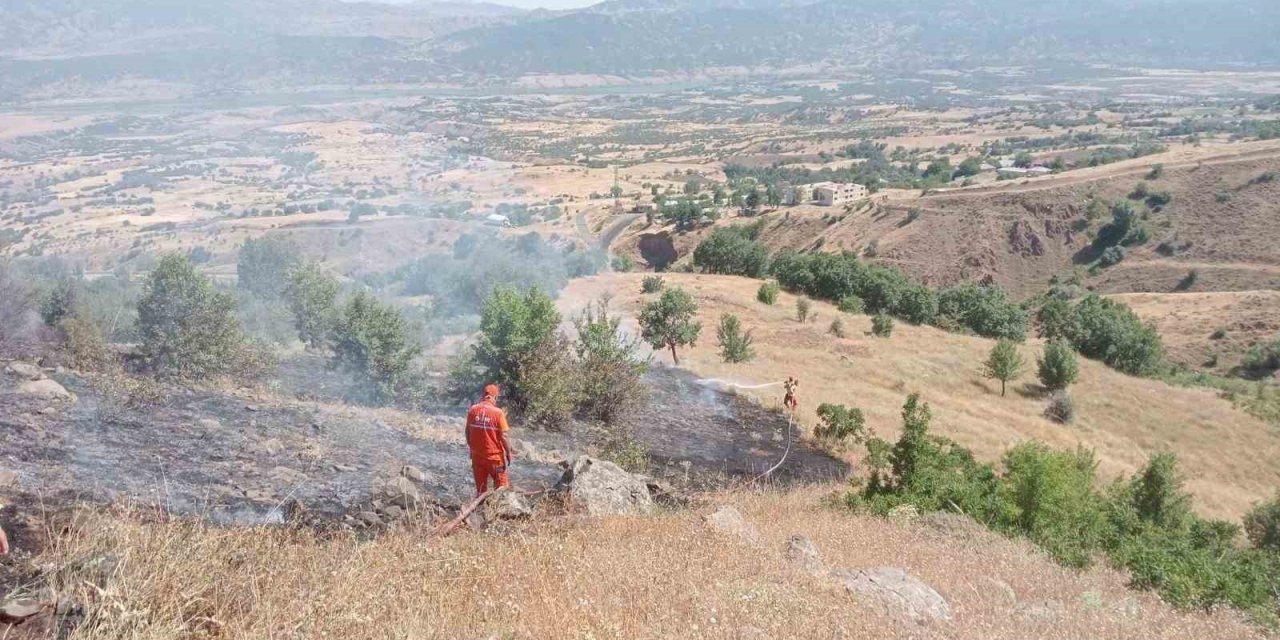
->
(812, 182, 868, 207)
(484, 213, 512, 227)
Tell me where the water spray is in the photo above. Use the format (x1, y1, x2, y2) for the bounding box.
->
(694, 378, 795, 484)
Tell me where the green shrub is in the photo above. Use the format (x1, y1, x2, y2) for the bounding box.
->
(641, 275, 665, 294)
(814, 403, 867, 445)
(137, 254, 261, 381)
(997, 443, 1105, 566)
(846, 402, 1280, 625)
(692, 227, 770, 277)
(756, 281, 779, 305)
(1040, 295, 1164, 376)
(237, 236, 300, 299)
(611, 254, 636, 272)
(836, 295, 864, 314)
(284, 262, 340, 349)
(1243, 336, 1280, 376)
(1243, 493, 1280, 551)
(40, 278, 78, 327)
(331, 291, 425, 406)
(716, 313, 755, 363)
(983, 339, 1025, 397)
(829, 318, 846, 338)
(937, 284, 1028, 340)
(1098, 245, 1126, 268)
(872, 313, 894, 337)
(795, 297, 811, 323)
(1038, 341, 1079, 391)
(572, 298, 649, 426)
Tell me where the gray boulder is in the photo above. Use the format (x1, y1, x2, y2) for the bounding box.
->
(382, 476, 422, 509)
(0, 599, 44, 623)
(837, 567, 952, 622)
(483, 488, 535, 521)
(554, 456, 653, 516)
(17, 379, 74, 402)
(704, 505, 764, 547)
(6, 362, 44, 381)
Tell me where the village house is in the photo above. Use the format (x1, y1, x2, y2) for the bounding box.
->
(812, 182, 869, 207)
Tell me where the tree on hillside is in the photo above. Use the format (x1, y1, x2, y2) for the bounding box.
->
(716, 313, 755, 363)
(953, 157, 983, 179)
(137, 254, 255, 380)
(0, 261, 35, 348)
(238, 236, 300, 299)
(331, 290, 423, 406)
(40, 277, 78, 327)
(574, 298, 649, 425)
(284, 262, 341, 349)
(1037, 340, 1079, 391)
(639, 287, 701, 365)
(692, 227, 769, 277)
(468, 286, 561, 409)
(983, 339, 1025, 397)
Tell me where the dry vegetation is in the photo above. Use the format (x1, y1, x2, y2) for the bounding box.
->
(560, 273, 1280, 521)
(19, 488, 1266, 640)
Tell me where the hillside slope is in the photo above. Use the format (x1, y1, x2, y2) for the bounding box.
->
(559, 273, 1280, 520)
(9, 489, 1267, 639)
(619, 143, 1280, 300)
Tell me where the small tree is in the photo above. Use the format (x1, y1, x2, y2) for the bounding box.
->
(837, 295, 864, 314)
(716, 313, 755, 363)
(638, 287, 702, 365)
(796, 297, 812, 323)
(1243, 492, 1280, 551)
(137, 254, 255, 380)
(40, 278, 78, 327)
(815, 403, 867, 445)
(237, 236, 300, 299)
(1038, 340, 1079, 391)
(641, 275, 665, 293)
(284, 262, 340, 349)
(574, 298, 650, 425)
(757, 281, 780, 305)
(872, 313, 894, 337)
(983, 339, 1025, 397)
(331, 290, 423, 406)
(829, 317, 846, 338)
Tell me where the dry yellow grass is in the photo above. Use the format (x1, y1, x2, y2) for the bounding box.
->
(559, 273, 1280, 521)
(1111, 290, 1280, 373)
(30, 488, 1264, 639)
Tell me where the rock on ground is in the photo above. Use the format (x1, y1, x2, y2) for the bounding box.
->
(482, 488, 535, 521)
(16, 379, 74, 402)
(838, 567, 952, 622)
(0, 599, 45, 623)
(5, 362, 45, 381)
(554, 456, 654, 516)
(704, 505, 764, 547)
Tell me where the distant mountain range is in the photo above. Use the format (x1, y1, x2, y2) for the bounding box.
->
(1, 0, 1278, 99)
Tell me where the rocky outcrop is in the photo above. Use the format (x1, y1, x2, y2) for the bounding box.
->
(6, 362, 44, 381)
(554, 456, 654, 516)
(16, 379, 74, 402)
(838, 567, 952, 622)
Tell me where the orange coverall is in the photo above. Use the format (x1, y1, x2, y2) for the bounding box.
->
(465, 398, 511, 495)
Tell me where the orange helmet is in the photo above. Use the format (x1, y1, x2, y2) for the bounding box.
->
(483, 384, 500, 399)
